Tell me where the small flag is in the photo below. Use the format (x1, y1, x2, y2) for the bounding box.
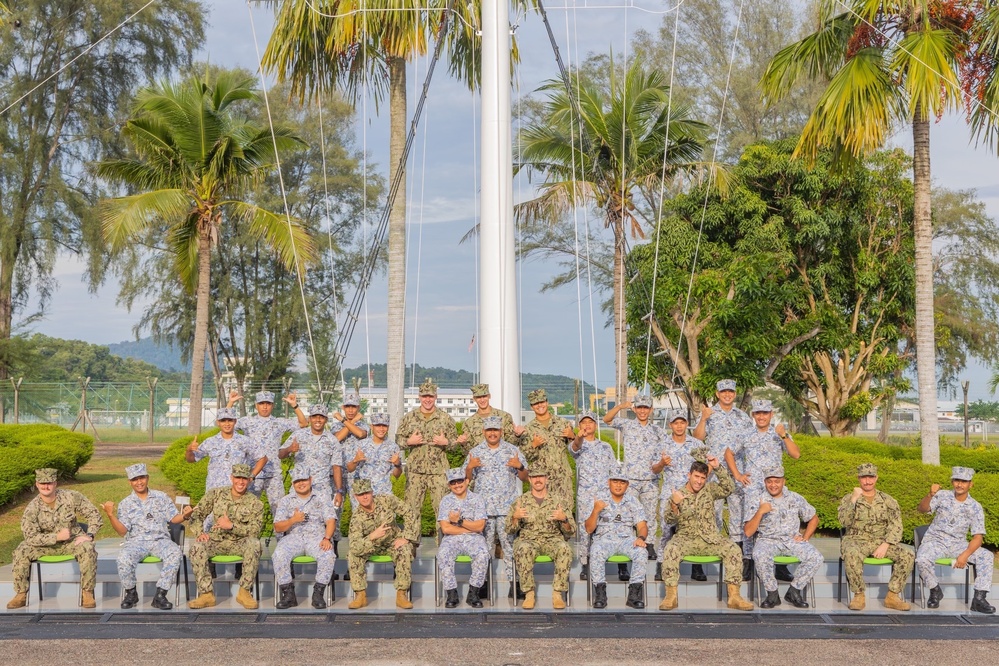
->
(468, 334, 475, 353)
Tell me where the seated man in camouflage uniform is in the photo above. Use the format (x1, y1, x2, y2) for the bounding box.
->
(743, 466, 821, 609)
(347, 478, 421, 610)
(584, 467, 649, 609)
(658, 457, 753, 611)
(916, 466, 994, 614)
(437, 468, 489, 609)
(7, 468, 103, 609)
(103, 463, 192, 610)
(505, 466, 575, 610)
(272, 466, 338, 610)
(187, 464, 264, 610)
(838, 462, 913, 611)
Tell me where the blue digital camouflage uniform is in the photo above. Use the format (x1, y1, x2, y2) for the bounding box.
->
(587, 492, 648, 585)
(461, 408, 518, 456)
(746, 487, 822, 593)
(235, 414, 300, 503)
(463, 439, 528, 582)
(271, 491, 338, 586)
(656, 433, 702, 554)
(610, 416, 667, 557)
(728, 426, 789, 557)
(437, 490, 490, 590)
(193, 432, 257, 492)
(347, 436, 402, 508)
(286, 428, 340, 501)
(116, 489, 182, 590)
(838, 489, 914, 596)
(700, 406, 753, 540)
(916, 490, 993, 591)
(569, 437, 617, 565)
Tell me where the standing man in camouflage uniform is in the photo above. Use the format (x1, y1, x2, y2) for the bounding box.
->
(457, 383, 524, 455)
(725, 399, 800, 580)
(604, 395, 668, 564)
(187, 464, 264, 610)
(437, 468, 489, 609)
(279, 404, 344, 506)
(506, 467, 575, 610)
(6, 468, 103, 609)
(463, 415, 529, 600)
(228, 389, 307, 504)
(272, 466, 338, 610)
(838, 463, 913, 611)
(743, 466, 820, 609)
(658, 456, 753, 611)
(521, 389, 575, 508)
(570, 411, 617, 582)
(916, 467, 994, 613)
(186, 407, 258, 492)
(396, 378, 458, 522)
(585, 468, 648, 609)
(346, 479, 421, 609)
(656, 409, 701, 581)
(103, 463, 192, 610)
(345, 413, 403, 508)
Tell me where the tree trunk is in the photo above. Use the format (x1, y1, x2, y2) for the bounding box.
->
(386, 56, 408, 437)
(912, 112, 939, 464)
(188, 228, 213, 434)
(613, 220, 628, 407)
(0, 240, 16, 381)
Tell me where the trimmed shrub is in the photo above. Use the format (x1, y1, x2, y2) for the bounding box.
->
(0, 425, 94, 506)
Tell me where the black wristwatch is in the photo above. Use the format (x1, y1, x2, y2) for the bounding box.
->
(457, 518, 464, 527)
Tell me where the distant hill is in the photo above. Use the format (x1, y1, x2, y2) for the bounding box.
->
(108, 338, 186, 373)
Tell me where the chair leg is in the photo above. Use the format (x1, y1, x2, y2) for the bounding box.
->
(837, 559, 843, 603)
(434, 560, 440, 608)
(717, 562, 724, 602)
(36, 562, 43, 602)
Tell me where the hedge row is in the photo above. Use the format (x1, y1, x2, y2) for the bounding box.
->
(0, 425, 94, 506)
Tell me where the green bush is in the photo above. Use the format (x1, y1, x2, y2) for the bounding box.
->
(0, 425, 94, 506)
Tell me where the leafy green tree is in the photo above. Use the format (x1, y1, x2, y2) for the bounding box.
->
(96, 72, 316, 433)
(0, 0, 203, 379)
(956, 400, 999, 422)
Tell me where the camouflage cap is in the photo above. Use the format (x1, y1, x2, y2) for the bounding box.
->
(608, 464, 629, 482)
(750, 399, 773, 414)
(577, 410, 598, 424)
(125, 463, 148, 480)
(482, 415, 503, 430)
(527, 388, 548, 405)
(716, 379, 737, 392)
(446, 468, 466, 483)
(35, 468, 58, 484)
(527, 465, 549, 477)
(291, 466, 312, 482)
(369, 413, 390, 426)
(690, 446, 710, 463)
(633, 394, 653, 408)
(216, 407, 238, 421)
(471, 383, 490, 398)
(763, 466, 785, 479)
(231, 463, 252, 478)
(857, 462, 878, 477)
(353, 478, 373, 495)
(667, 408, 689, 424)
(951, 466, 975, 481)
(419, 378, 438, 396)
(308, 404, 329, 418)
(342, 393, 360, 407)
(255, 391, 275, 404)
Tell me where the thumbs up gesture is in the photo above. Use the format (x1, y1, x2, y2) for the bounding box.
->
(550, 505, 567, 522)
(216, 513, 234, 530)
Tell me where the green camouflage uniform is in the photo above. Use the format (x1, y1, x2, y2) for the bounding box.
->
(505, 491, 575, 592)
(660, 467, 743, 586)
(11, 489, 103, 594)
(461, 407, 517, 456)
(347, 494, 420, 592)
(838, 490, 914, 595)
(188, 487, 264, 594)
(520, 414, 574, 507)
(395, 407, 459, 517)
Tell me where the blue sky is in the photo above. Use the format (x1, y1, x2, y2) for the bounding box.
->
(24, 0, 999, 399)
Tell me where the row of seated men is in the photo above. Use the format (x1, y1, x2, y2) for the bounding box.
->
(5, 450, 994, 613)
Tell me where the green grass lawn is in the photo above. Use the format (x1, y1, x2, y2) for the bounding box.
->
(88, 426, 190, 444)
(0, 455, 180, 566)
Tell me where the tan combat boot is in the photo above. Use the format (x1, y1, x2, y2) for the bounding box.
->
(347, 591, 368, 609)
(188, 592, 216, 609)
(726, 584, 753, 611)
(658, 586, 678, 611)
(884, 591, 911, 611)
(848, 591, 865, 611)
(552, 590, 566, 610)
(396, 589, 413, 610)
(236, 587, 258, 610)
(6, 592, 26, 609)
(522, 589, 536, 610)
(81, 589, 96, 609)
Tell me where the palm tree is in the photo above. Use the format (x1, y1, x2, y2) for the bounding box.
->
(96, 72, 315, 434)
(516, 58, 710, 406)
(759, 0, 975, 464)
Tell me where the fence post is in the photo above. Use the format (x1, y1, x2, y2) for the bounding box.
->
(282, 376, 293, 418)
(147, 377, 158, 443)
(11, 377, 22, 424)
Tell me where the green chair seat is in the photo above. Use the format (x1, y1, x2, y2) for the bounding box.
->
(210, 555, 244, 563)
(369, 555, 393, 563)
(534, 556, 552, 563)
(37, 555, 76, 564)
(292, 556, 317, 564)
(935, 558, 956, 566)
(863, 557, 894, 565)
(773, 556, 801, 565)
(682, 555, 721, 564)
(140, 556, 163, 564)
(607, 555, 631, 563)
(455, 555, 472, 563)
